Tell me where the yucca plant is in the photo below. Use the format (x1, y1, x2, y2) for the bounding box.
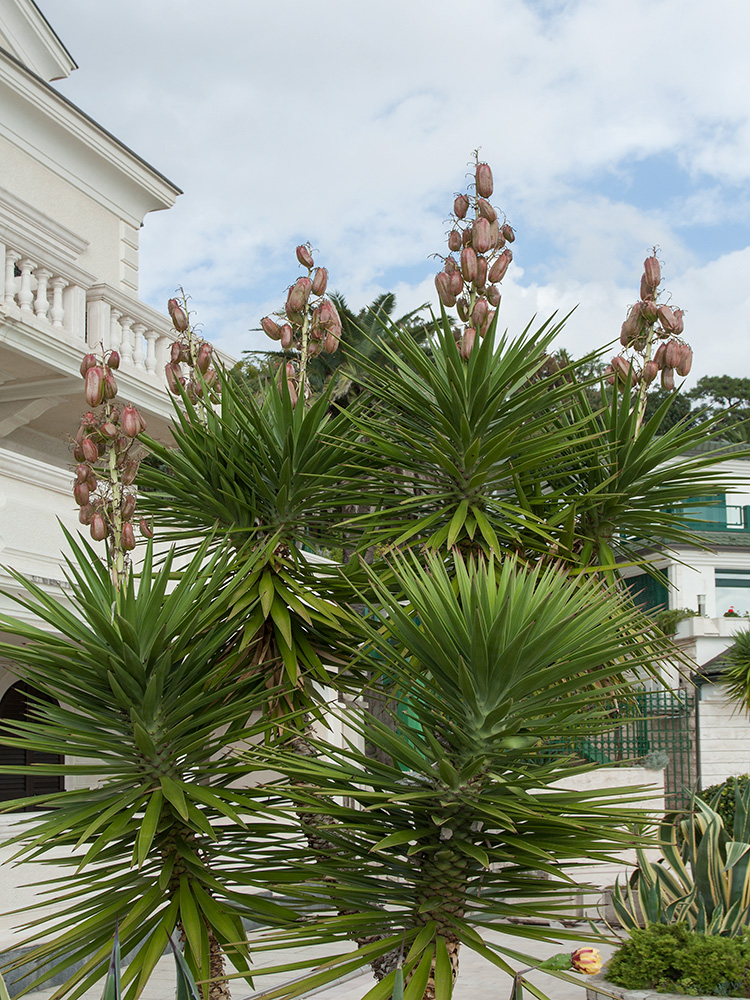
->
(224, 552, 679, 1000)
(611, 784, 750, 937)
(0, 533, 302, 1000)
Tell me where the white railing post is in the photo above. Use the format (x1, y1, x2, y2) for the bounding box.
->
(119, 315, 134, 363)
(144, 329, 159, 373)
(33, 268, 52, 320)
(86, 297, 111, 352)
(132, 322, 146, 369)
(17, 258, 34, 311)
(49, 277, 66, 328)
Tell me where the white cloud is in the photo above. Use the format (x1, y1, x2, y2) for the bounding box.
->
(43, 0, 750, 376)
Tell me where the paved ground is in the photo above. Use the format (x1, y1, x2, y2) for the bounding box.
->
(22, 923, 619, 1000)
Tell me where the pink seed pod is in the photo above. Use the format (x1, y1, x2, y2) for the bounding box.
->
(170, 341, 185, 364)
(454, 194, 470, 219)
(460, 246, 478, 283)
(296, 244, 315, 268)
(640, 273, 656, 302)
(604, 365, 616, 386)
(487, 284, 501, 307)
(122, 494, 137, 520)
(121, 522, 136, 552)
(90, 512, 108, 542)
(73, 481, 90, 506)
(449, 267, 464, 297)
(456, 297, 470, 322)
(324, 331, 340, 354)
(72, 444, 85, 463)
(475, 256, 488, 289)
(611, 355, 632, 382)
(444, 257, 458, 273)
(481, 308, 496, 337)
(100, 421, 118, 440)
(644, 255, 661, 291)
(661, 367, 675, 391)
(103, 372, 118, 399)
(165, 362, 182, 393)
(75, 464, 91, 484)
(435, 272, 456, 308)
(168, 302, 189, 333)
(78, 503, 95, 526)
(80, 353, 98, 378)
(471, 298, 489, 330)
(261, 316, 282, 341)
(140, 518, 154, 539)
(459, 327, 477, 359)
(672, 308, 685, 335)
(186, 380, 199, 403)
(676, 343, 693, 376)
(286, 276, 312, 315)
(85, 366, 105, 407)
(488, 249, 512, 283)
(121, 459, 139, 486)
(664, 338, 682, 369)
(462, 224, 473, 246)
(489, 220, 503, 249)
(642, 360, 659, 384)
(448, 230, 462, 252)
(472, 218, 492, 254)
(501, 223, 515, 244)
(203, 368, 218, 389)
(280, 324, 294, 349)
(81, 437, 99, 464)
(121, 405, 146, 438)
(477, 198, 497, 223)
(311, 267, 328, 296)
(475, 162, 494, 198)
(653, 343, 667, 369)
(195, 342, 213, 374)
(106, 350, 121, 370)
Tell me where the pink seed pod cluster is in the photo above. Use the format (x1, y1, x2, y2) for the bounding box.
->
(71, 349, 147, 547)
(165, 293, 220, 404)
(436, 156, 511, 358)
(260, 245, 341, 403)
(610, 251, 692, 391)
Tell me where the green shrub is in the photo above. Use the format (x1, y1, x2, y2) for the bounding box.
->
(607, 924, 750, 996)
(702, 774, 750, 835)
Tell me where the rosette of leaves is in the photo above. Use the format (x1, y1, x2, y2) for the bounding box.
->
(611, 786, 750, 937)
(229, 552, 679, 1000)
(0, 533, 300, 1000)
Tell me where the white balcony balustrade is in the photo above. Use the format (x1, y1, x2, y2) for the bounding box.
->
(0, 241, 177, 387)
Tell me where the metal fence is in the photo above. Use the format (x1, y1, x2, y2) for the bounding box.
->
(539, 689, 696, 810)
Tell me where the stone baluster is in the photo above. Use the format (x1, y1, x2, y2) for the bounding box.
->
(0, 244, 5, 303)
(144, 329, 159, 373)
(119, 315, 135, 363)
(62, 284, 86, 339)
(49, 277, 66, 328)
(33, 268, 52, 320)
(132, 322, 146, 369)
(109, 308, 122, 352)
(3, 250, 17, 308)
(17, 258, 35, 311)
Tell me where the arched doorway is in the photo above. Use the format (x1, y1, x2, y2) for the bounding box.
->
(0, 681, 63, 808)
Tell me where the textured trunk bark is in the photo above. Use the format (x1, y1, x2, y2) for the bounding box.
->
(207, 928, 231, 1000)
(421, 936, 461, 1000)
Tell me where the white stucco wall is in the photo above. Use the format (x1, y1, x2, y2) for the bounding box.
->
(697, 682, 750, 789)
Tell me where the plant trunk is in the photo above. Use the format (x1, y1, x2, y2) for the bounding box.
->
(422, 936, 460, 1000)
(208, 928, 231, 1000)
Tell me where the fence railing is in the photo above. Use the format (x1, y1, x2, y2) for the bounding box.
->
(539, 690, 696, 810)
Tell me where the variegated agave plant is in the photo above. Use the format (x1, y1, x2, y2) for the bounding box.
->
(611, 784, 750, 937)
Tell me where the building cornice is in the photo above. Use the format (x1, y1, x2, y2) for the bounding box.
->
(0, 0, 76, 82)
(0, 187, 89, 272)
(0, 45, 181, 226)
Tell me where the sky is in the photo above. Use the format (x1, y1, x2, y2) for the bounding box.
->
(43, 0, 750, 385)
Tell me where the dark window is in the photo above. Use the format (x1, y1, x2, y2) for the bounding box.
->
(0, 681, 63, 808)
